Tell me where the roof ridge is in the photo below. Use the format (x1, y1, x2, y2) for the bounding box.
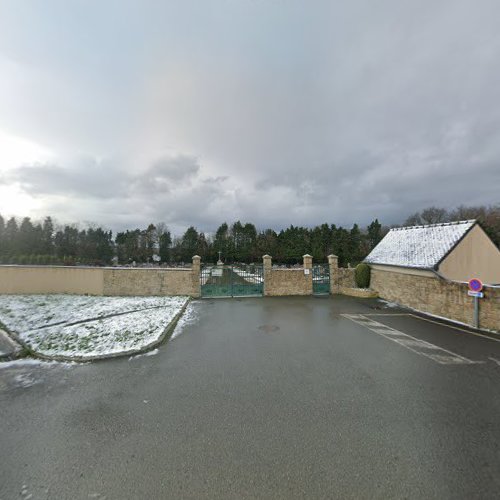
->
(390, 219, 476, 232)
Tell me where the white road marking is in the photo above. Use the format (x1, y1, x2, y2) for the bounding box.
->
(408, 314, 500, 343)
(342, 314, 481, 365)
(364, 312, 500, 343)
(489, 357, 500, 366)
(363, 313, 411, 316)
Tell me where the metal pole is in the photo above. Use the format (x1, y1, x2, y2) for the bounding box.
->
(473, 296, 479, 329)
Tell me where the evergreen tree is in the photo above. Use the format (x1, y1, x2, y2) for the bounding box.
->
(5, 217, 19, 256)
(0, 214, 5, 259)
(213, 222, 230, 261)
(367, 219, 382, 250)
(256, 229, 278, 258)
(54, 225, 79, 258)
(180, 226, 199, 262)
(349, 224, 362, 265)
(18, 217, 35, 255)
(116, 229, 141, 263)
(159, 229, 172, 263)
(41, 217, 55, 255)
(142, 224, 158, 262)
(196, 232, 209, 259)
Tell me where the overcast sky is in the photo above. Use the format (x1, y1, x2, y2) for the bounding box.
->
(0, 0, 499, 235)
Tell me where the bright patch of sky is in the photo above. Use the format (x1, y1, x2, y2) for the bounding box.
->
(0, 0, 499, 234)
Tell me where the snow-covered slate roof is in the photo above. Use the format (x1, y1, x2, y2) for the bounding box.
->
(364, 220, 476, 269)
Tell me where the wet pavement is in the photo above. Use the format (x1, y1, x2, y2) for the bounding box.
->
(1, 295, 499, 499)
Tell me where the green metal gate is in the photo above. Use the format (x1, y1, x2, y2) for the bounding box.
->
(312, 264, 330, 295)
(201, 264, 264, 297)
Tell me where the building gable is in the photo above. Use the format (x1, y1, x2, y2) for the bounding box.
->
(438, 224, 500, 284)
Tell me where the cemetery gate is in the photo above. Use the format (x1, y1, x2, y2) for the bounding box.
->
(201, 264, 264, 297)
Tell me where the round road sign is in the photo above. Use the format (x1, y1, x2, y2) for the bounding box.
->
(468, 278, 483, 292)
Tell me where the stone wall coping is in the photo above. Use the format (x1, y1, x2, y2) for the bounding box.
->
(0, 265, 192, 271)
(106, 267, 192, 272)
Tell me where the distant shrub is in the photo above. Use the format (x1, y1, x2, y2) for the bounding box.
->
(355, 263, 370, 288)
(35, 255, 46, 265)
(63, 256, 76, 266)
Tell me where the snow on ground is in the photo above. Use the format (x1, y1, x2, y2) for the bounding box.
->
(378, 299, 400, 308)
(0, 358, 78, 370)
(129, 348, 159, 360)
(0, 295, 188, 359)
(170, 302, 199, 340)
(232, 267, 263, 284)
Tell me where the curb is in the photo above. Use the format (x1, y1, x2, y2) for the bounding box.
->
(0, 326, 28, 361)
(0, 298, 191, 364)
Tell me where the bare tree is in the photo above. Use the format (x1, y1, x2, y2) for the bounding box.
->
(420, 207, 449, 224)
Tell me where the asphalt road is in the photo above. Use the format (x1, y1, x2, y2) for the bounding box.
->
(1, 296, 499, 499)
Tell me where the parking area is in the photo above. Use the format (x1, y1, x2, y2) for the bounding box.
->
(1, 295, 499, 499)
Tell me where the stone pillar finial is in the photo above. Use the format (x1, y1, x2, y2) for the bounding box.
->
(328, 254, 338, 268)
(303, 254, 313, 269)
(192, 255, 201, 269)
(191, 255, 201, 298)
(328, 254, 339, 294)
(262, 255, 272, 297)
(262, 254, 272, 270)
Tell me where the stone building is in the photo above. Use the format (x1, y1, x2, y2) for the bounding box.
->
(364, 220, 500, 285)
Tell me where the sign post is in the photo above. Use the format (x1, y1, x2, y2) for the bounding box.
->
(468, 279, 483, 329)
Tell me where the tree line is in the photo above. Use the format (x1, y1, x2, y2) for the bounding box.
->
(403, 205, 500, 247)
(0, 204, 497, 267)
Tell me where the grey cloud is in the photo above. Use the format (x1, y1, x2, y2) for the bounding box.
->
(1, 157, 127, 198)
(1, 0, 499, 233)
(2, 154, 203, 200)
(149, 156, 200, 181)
(132, 155, 201, 194)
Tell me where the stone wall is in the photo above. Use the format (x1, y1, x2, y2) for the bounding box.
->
(331, 269, 356, 293)
(263, 254, 313, 296)
(102, 268, 199, 297)
(264, 269, 313, 296)
(371, 267, 499, 332)
(0, 261, 201, 297)
(327, 255, 356, 293)
(0, 265, 104, 295)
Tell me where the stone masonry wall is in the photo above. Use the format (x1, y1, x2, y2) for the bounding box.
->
(371, 268, 499, 332)
(0, 265, 104, 295)
(0, 264, 201, 297)
(263, 254, 313, 296)
(330, 268, 356, 294)
(264, 269, 313, 296)
(102, 268, 199, 297)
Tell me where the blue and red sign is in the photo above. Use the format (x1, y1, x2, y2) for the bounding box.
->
(468, 278, 483, 292)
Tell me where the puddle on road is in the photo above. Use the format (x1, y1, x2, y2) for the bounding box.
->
(258, 324, 280, 334)
(0, 358, 77, 393)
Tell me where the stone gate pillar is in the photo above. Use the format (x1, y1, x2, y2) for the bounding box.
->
(262, 255, 272, 296)
(303, 254, 313, 270)
(303, 254, 313, 295)
(192, 255, 201, 298)
(328, 254, 339, 294)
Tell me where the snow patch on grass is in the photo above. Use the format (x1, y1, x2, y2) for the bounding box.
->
(0, 295, 188, 359)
